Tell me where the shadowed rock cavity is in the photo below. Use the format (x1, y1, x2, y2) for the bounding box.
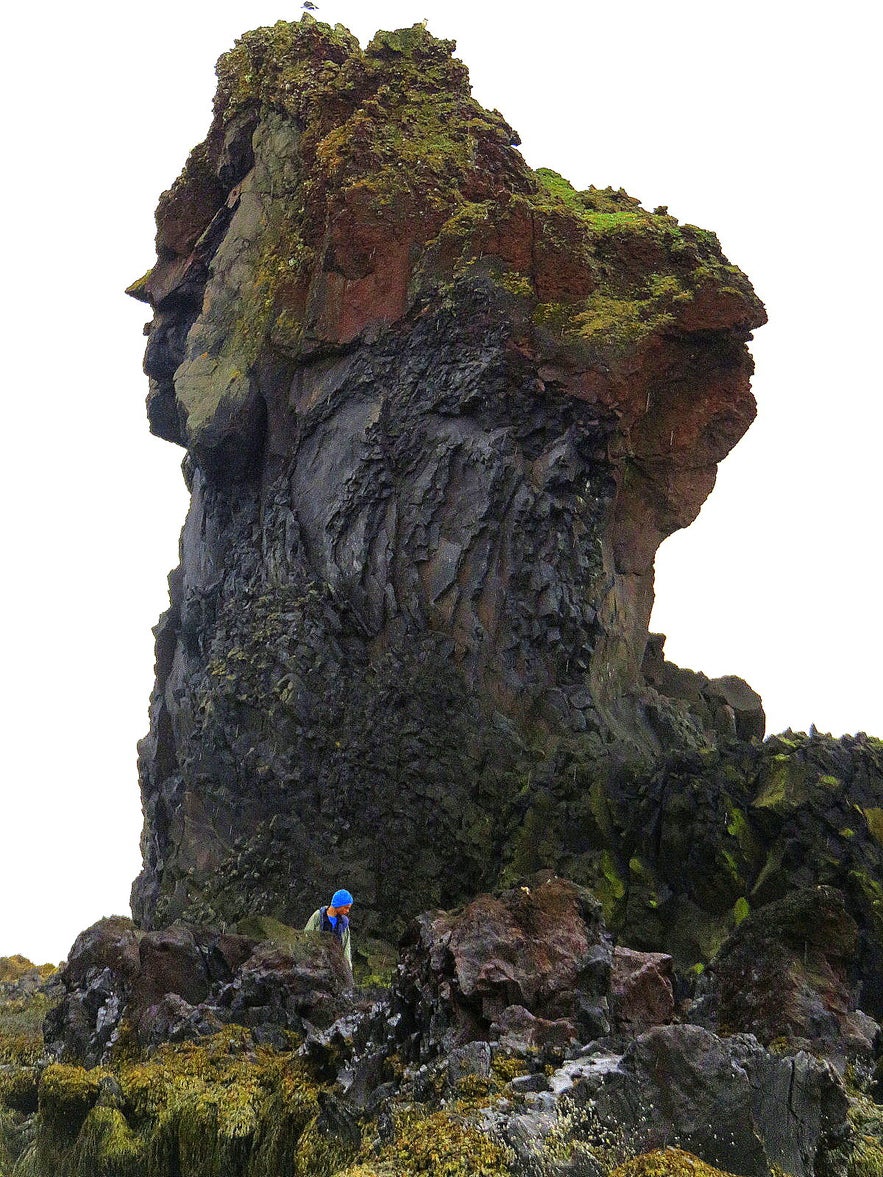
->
(128, 17, 767, 936)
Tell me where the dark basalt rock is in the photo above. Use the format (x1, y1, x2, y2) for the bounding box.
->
(127, 16, 770, 939)
(43, 915, 353, 1064)
(704, 886, 879, 1062)
(571, 1025, 850, 1177)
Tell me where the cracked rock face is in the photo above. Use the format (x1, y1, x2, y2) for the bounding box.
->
(129, 18, 766, 934)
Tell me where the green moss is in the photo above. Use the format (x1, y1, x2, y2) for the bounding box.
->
(236, 913, 304, 950)
(490, 1054, 529, 1083)
(534, 167, 581, 208)
(851, 1138, 883, 1177)
(0, 957, 55, 983)
(611, 1148, 741, 1177)
(124, 267, 153, 303)
(494, 268, 536, 299)
(0, 995, 50, 1066)
(546, 291, 675, 351)
(592, 849, 627, 925)
(752, 753, 812, 814)
(68, 1107, 145, 1177)
(352, 935, 398, 988)
(849, 870, 883, 940)
(628, 857, 661, 909)
(845, 1093, 883, 1177)
(313, 24, 517, 218)
(26, 1029, 342, 1177)
(214, 17, 358, 125)
(732, 896, 750, 925)
(862, 808, 883, 847)
(505, 794, 559, 881)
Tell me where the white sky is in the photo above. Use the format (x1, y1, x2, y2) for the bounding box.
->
(0, 1, 879, 965)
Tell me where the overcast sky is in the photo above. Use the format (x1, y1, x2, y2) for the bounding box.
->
(1, 0, 879, 965)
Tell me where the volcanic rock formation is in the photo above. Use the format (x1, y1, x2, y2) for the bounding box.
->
(3, 24, 882, 1176)
(128, 18, 771, 939)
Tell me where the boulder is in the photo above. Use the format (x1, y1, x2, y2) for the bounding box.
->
(130, 924, 213, 1017)
(571, 1024, 849, 1177)
(214, 937, 353, 1032)
(610, 946, 675, 1033)
(395, 878, 611, 1058)
(43, 917, 143, 1065)
(707, 886, 872, 1060)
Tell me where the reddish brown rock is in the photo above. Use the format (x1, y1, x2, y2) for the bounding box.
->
(611, 945, 675, 1033)
(395, 878, 612, 1056)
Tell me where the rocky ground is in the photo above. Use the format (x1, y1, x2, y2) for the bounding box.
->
(2, 875, 882, 1176)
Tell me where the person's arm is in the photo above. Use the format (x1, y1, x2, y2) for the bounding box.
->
(304, 909, 321, 932)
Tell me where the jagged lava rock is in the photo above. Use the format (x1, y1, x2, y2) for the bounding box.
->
(394, 877, 612, 1057)
(44, 915, 352, 1065)
(128, 16, 767, 936)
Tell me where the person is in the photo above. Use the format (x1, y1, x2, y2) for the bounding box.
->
(304, 889, 353, 969)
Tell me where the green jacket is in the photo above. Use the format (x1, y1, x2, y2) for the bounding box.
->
(304, 907, 352, 967)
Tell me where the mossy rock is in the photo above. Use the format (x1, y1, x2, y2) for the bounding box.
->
(0, 956, 54, 984)
(364, 1108, 513, 1177)
(610, 1149, 742, 1177)
(236, 913, 304, 951)
(28, 1028, 344, 1177)
(0, 1065, 39, 1114)
(352, 935, 398, 988)
(38, 1063, 103, 1141)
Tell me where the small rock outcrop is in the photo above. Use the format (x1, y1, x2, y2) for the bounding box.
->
(44, 915, 353, 1066)
(706, 886, 877, 1060)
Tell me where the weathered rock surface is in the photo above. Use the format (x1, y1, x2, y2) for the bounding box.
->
(611, 946, 675, 1033)
(128, 15, 770, 938)
(394, 877, 612, 1058)
(43, 915, 353, 1065)
(567, 1026, 849, 1177)
(703, 886, 879, 1062)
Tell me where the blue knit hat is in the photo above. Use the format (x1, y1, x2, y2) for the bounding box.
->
(331, 889, 353, 908)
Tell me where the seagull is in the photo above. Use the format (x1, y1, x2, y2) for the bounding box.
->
(302, 1, 318, 9)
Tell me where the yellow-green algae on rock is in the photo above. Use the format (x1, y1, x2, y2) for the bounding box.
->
(138, 14, 763, 466)
(610, 1149, 741, 1177)
(15, 1028, 341, 1177)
